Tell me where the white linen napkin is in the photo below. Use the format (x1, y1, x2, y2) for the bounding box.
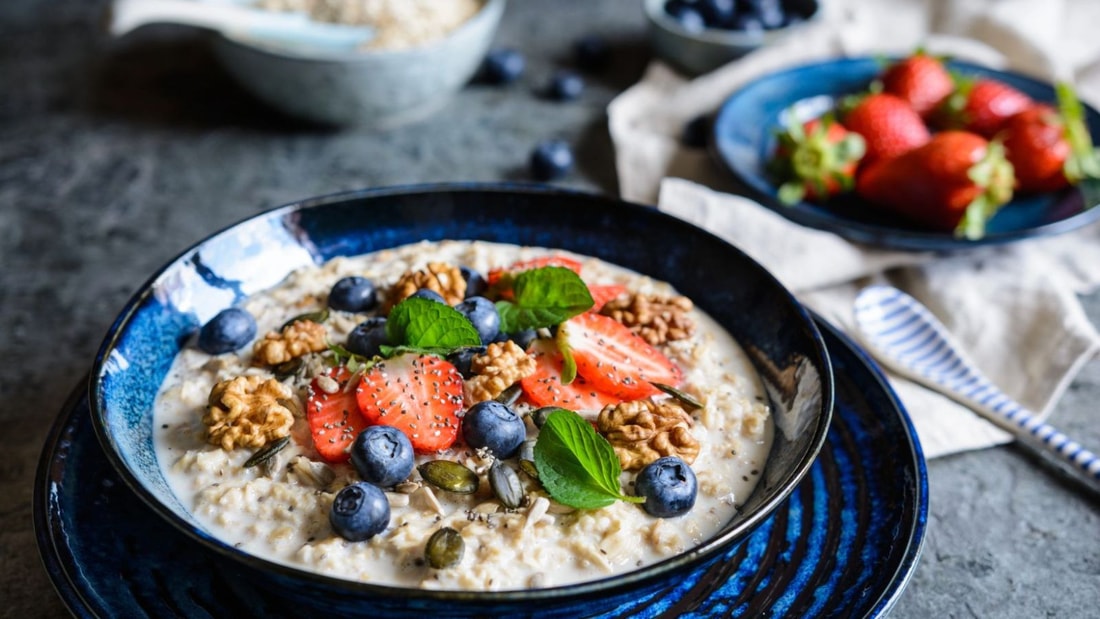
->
(609, 0, 1100, 458)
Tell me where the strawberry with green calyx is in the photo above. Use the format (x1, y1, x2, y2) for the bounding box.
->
(934, 75, 1032, 138)
(840, 92, 931, 166)
(856, 131, 1015, 239)
(880, 51, 954, 118)
(1003, 82, 1100, 193)
(770, 115, 866, 205)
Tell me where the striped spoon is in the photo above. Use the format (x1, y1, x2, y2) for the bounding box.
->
(853, 284, 1100, 495)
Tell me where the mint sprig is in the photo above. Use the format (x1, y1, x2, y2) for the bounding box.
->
(382, 297, 482, 356)
(533, 409, 645, 509)
(496, 266, 594, 334)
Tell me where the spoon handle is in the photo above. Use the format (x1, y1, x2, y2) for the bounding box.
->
(854, 285, 1100, 496)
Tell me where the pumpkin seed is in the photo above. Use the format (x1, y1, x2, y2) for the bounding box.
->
(243, 436, 290, 468)
(529, 407, 559, 428)
(489, 461, 524, 509)
(518, 459, 539, 480)
(418, 460, 479, 494)
(425, 527, 464, 569)
(273, 357, 304, 380)
(280, 308, 330, 332)
(650, 381, 704, 410)
(494, 383, 523, 406)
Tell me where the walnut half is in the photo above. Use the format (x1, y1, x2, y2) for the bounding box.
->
(600, 293, 695, 346)
(203, 375, 295, 450)
(464, 340, 537, 403)
(252, 319, 328, 366)
(597, 399, 699, 471)
(389, 262, 466, 307)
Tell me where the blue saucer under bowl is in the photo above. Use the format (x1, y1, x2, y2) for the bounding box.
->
(86, 184, 834, 617)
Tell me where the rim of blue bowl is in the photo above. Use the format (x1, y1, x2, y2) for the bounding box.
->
(87, 182, 834, 604)
(217, 0, 507, 62)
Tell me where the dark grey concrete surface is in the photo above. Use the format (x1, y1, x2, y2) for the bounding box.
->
(2, 1, 1098, 617)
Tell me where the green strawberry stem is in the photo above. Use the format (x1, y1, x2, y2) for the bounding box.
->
(770, 115, 865, 205)
(957, 139, 1015, 239)
(1055, 81, 1100, 183)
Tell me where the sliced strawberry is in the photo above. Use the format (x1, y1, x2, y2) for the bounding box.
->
(561, 312, 682, 400)
(487, 255, 583, 286)
(520, 341, 621, 412)
(355, 353, 464, 453)
(587, 284, 627, 312)
(306, 366, 370, 463)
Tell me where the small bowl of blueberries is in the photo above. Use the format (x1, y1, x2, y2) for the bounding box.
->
(646, 0, 822, 75)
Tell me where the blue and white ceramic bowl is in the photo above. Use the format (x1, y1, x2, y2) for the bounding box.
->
(88, 184, 833, 617)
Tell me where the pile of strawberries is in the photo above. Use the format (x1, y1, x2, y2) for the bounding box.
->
(769, 52, 1100, 238)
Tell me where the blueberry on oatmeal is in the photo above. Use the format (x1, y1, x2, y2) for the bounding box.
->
(446, 345, 487, 379)
(410, 288, 447, 304)
(330, 482, 390, 541)
(460, 266, 488, 298)
(351, 425, 415, 488)
(328, 276, 378, 313)
(347, 317, 390, 358)
(546, 70, 585, 101)
(455, 296, 501, 344)
(635, 456, 698, 518)
(197, 307, 257, 354)
(462, 400, 526, 458)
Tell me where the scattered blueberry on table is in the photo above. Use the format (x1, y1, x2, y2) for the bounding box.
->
(663, 0, 816, 31)
(351, 425, 415, 488)
(479, 48, 526, 84)
(546, 69, 585, 101)
(529, 139, 574, 181)
(197, 307, 257, 354)
(573, 34, 611, 72)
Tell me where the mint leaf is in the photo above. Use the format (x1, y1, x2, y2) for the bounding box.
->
(385, 297, 482, 354)
(534, 409, 645, 509)
(496, 266, 594, 333)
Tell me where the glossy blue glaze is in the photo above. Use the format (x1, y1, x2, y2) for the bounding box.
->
(38, 318, 926, 618)
(712, 57, 1100, 250)
(86, 184, 836, 616)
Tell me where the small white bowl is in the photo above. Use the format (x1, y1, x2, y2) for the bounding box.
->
(212, 0, 506, 127)
(644, 0, 821, 75)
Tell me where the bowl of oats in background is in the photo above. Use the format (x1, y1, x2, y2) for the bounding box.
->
(209, 0, 506, 127)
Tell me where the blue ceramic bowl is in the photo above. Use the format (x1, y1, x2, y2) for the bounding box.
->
(712, 56, 1100, 250)
(88, 184, 833, 617)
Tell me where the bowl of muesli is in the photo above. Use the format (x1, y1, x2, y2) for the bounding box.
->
(89, 184, 833, 617)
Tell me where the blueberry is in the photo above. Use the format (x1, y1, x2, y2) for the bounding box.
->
(410, 288, 447, 304)
(573, 34, 610, 72)
(730, 12, 765, 32)
(664, 1, 706, 33)
(197, 308, 257, 354)
(699, 0, 736, 27)
(455, 296, 501, 344)
(529, 140, 574, 181)
(351, 425, 414, 488)
(329, 482, 390, 541)
(508, 328, 538, 350)
(461, 400, 526, 458)
(634, 456, 698, 518)
(480, 48, 525, 84)
(782, 0, 817, 19)
(328, 276, 377, 313)
(447, 345, 487, 379)
(546, 70, 585, 101)
(460, 266, 488, 298)
(681, 114, 711, 149)
(347, 317, 389, 357)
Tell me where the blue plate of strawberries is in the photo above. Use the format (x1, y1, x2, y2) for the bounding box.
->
(711, 54, 1100, 251)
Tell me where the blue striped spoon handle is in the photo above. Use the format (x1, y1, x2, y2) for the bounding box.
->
(853, 285, 1100, 495)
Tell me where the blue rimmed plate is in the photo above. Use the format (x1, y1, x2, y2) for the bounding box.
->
(711, 56, 1100, 251)
(35, 317, 927, 618)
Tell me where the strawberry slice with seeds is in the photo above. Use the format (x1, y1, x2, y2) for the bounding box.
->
(587, 284, 627, 312)
(520, 341, 620, 412)
(355, 353, 465, 453)
(561, 312, 682, 400)
(306, 366, 369, 463)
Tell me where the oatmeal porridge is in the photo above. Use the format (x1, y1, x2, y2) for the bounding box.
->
(154, 240, 773, 590)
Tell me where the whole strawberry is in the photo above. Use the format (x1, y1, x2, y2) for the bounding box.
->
(769, 116, 865, 204)
(881, 52, 954, 118)
(856, 131, 1015, 238)
(1003, 82, 1100, 193)
(935, 77, 1032, 138)
(841, 92, 931, 166)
